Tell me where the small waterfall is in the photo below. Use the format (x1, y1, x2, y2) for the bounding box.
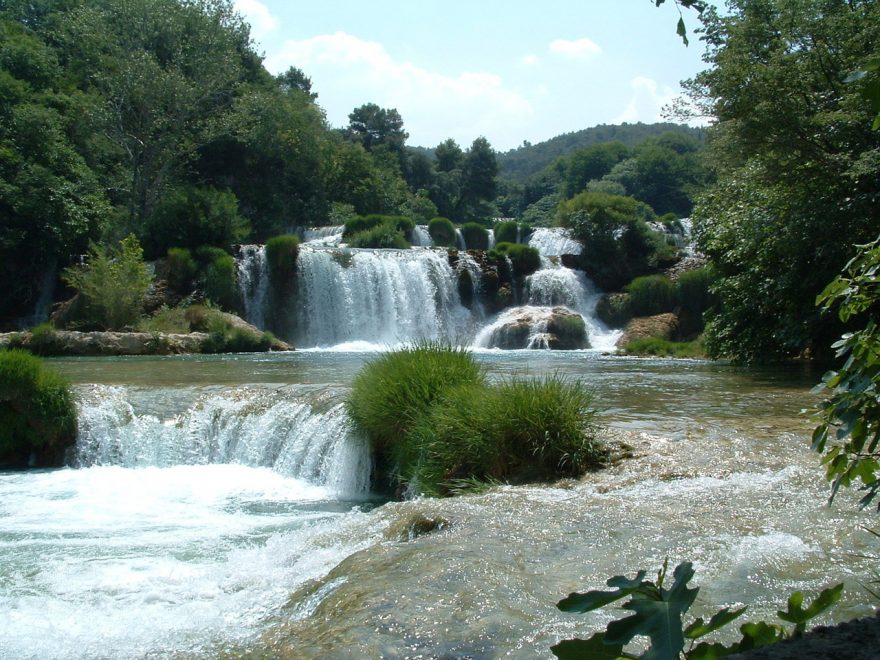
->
(473, 306, 570, 349)
(293, 247, 474, 348)
(303, 226, 344, 246)
(528, 228, 582, 257)
(487, 228, 496, 250)
(411, 225, 432, 247)
(237, 245, 269, 328)
(19, 262, 57, 328)
(75, 386, 371, 497)
(454, 228, 466, 250)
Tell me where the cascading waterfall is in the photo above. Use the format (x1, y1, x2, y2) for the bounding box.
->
(293, 247, 475, 348)
(411, 225, 432, 247)
(302, 225, 344, 246)
(75, 385, 372, 497)
(237, 245, 269, 328)
(528, 227, 583, 257)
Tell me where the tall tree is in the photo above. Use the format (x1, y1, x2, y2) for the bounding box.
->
(346, 103, 408, 157)
(686, 0, 880, 362)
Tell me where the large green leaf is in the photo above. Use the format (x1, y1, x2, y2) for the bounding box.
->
(557, 571, 648, 613)
(684, 606, 748, 639)
(776, 583, 844, 634)
(604, 562, 699, 660)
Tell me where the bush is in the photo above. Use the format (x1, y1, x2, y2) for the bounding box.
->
(27, 322, 58, 355)
(347, 223, 411, 249)
(201, 325, 273, 353)
(428, 217, 457, 247)
(595, 293, 632, 328)
(493, 220, 520, 244)
(626, 275, 676, 317)
(343, 214, 413, 239)
(490, 242, 542, 278)
(676, 267, 715, 336)
(347, 343, 607, 496)
(203, 254, 238, 311)
(165, 247, 198, 294)
(62, 235, 152, 330)
(460, 222, 490, 250)
(265, 235, 301, 287)
(0, 349, 77, 467)
(138, 306, 192, 334)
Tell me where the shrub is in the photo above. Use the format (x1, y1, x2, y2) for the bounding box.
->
(595, 293, 632, 327)
(28, 322, 58, 355)
(62, 235, 152, 330)
(493, 220, 520, 244)
(201, 325, 273, 354)
(0, 349, 77, 467)
(165, 247, 198, 294)
(626, 275, 676, 317)
(347, 223, 411, 249)
(676, 267, 716, 337)
(203, 254, 238, 311)
(460, 222, 490, 250)
(490, 242, 542, 277)
(343, 214, 413, 239)
(265, 235, 301, 286)
(428, 217, 457, 247)
(138, 306, 191, 334)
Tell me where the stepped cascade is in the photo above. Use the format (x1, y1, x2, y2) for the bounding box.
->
(237, 226, 619, 350)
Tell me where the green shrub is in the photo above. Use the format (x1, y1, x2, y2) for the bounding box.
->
(626, 275, 676, 317)
(490, 242, 542, 277)
(201, 325, 273, 353)
(347, 223, 411, 249)
(138, 306, 192, 334)
(347, 343, 607, 496)
(194, 245, 229, 267)
(62, 235, 152, 330)
(203, 254, 238, 310)
(493, 221, 519, 244)
(28, 322, 58, 355)
(428, 217, 457, 247)
(460, 222, 490, 250)
(165, 247, 198, 294)
(265, 235, 301, 286)
(595, 293, 632, 328)
(343, 214, 413, 239)
(0, 349, 77, 467)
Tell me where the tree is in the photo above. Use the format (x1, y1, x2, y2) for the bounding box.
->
(685, 0, 880, 362)
(458, 137, 499, 220)
(346, 103, 408, 157)
(435, 138, 464, 172)
(276, 66, 317, 100)
(563, 141, 630, 198)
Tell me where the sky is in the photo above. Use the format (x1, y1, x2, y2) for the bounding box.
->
(232, 0, 713, 152)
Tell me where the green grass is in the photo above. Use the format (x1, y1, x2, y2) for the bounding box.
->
(626, 275, 676, 317)
(460, 222, 490, 250)
(265, 235, 301, 290)
(346, 222, 411, 249)
(0, 349, 77, 467)
(428, 217, 457, 247)
(623, 336, 705, 358)
(347, 343, 607, 497)
(490, 242, 542, 277)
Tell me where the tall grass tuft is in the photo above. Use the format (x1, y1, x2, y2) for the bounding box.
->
(460, 222, 490, 250)
(626, 275, 676, 317)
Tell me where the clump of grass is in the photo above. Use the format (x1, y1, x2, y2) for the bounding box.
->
(265, 235, 301, 286)
(624, 336, 705, 358)
(0, 349, 77, 467)
(427, 217, 457, 247)
(490, 242, 542, 277)
(347, 343, 607, 497)
(138, 306, 192, 334)
(460, 222, 490, 250)
(346, 222, 411, 249)
(493, 221, 520, 244)
(626, 275, 676, 317)
(165, 247, 198, 294)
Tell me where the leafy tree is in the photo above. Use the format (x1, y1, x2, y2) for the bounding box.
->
(346, 102, 408, 160)
(458, 136, 499, 220)
(686, 0, 880, 362)
(276, 66, 317, 100)
(435, 138, 464, 172)
(563, 141, 630, 198)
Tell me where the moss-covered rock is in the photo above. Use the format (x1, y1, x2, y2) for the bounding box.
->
(481, 307, 589, 350)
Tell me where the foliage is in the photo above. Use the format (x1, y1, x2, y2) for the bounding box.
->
(596, 293, 634, 328)
(138, 306, 192, 334)
(564, 142, 631, 198)
(676, 267, 716, 337)
(493, 221, 521, 244)
(27, 322, 58, 356)
(265, 235, 301, 287)
(627, 275, 676, 317)
(428, 217, 458, 247)
(346, 222, 412, 249)
(553, 559, 843, 659)
(686, 0, 880, 362)
(460, 223, 490, 251)
(165, 248, 198, 294)
(558, 192, 667, 291)
(490, 242, 542, 278)
(624, 337, 705, 359)
(203, 253, 238, 311)
(407, 375, 605, 496)
(201, 323, 273, 354)
(0, 349, 77, 467)
(146, 185, 250, 258)
(62, 235, 152, 330)
(347, 343, 606, 497)
(812, 235, 880, 509)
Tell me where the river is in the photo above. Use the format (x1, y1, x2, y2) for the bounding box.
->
(0, 350, 876, 658)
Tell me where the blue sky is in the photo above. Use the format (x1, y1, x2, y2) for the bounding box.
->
(233, 0, 712, 151)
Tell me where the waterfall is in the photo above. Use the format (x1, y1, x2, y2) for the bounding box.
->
(75, 386, 371, 497)
(293, 247, 474, 348)
(528, 228, 582, 257)
(411, 225, 432, 247)
(454, 228, 466, 250)
(237, 245, 268, 328)
(303, 225, 344, 246)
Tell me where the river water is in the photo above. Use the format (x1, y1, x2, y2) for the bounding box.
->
(1, 351, 876, 659)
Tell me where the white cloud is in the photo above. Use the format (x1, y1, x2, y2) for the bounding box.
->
(264, 32, 534, 148)
(548, 38, 601, 62)
(233, 0, 278, 41)
(521, 54, 539, 66)
(613, 76, 677, 124)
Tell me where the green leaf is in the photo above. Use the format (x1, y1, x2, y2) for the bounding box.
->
(686, 641, 742, 659)
(684, 606, 748, 639)
(736, 621, 787, 650)
(557, 571, 648, 613)
(776, 583, 844, 634)
(605, 562, 699, 660)
(551, 632, 630, 660)
(677, 17, 689, 46)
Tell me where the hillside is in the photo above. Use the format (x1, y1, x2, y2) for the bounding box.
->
(497, 122, 706, 182)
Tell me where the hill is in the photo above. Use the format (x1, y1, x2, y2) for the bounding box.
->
(497, 122, 706, 182)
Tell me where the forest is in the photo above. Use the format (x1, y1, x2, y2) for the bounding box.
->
(0, 0, 878, 364)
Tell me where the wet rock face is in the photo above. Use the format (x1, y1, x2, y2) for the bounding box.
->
(616, 313, 679, 349)
(483, 307, 589, 350)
